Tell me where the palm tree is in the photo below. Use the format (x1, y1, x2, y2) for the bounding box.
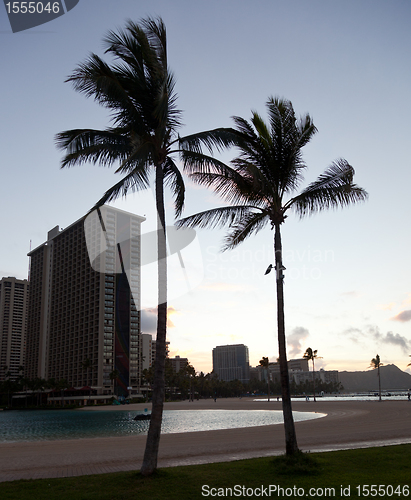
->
(369, 354, 383, 401)
(109, 369, 120, 395)
(259, 357, 271, 401)
(81, 358, 94, 404)
(303, 348, 321, 402)
(55, 17, 233, 475)
(177, 97, 368, 455)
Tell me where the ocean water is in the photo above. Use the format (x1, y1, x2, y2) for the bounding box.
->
(0, 409, 325, 443)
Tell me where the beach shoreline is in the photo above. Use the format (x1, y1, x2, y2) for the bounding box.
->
(1, 398, 411, 482)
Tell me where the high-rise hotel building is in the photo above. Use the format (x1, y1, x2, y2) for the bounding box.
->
(212, 344, 250, 383)
(26, 206, 145, 396)
(0, 277, 29, 381)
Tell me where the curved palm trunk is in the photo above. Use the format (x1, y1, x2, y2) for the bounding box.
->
(141, 165, 168, 476)
(275, 224, 299, 455)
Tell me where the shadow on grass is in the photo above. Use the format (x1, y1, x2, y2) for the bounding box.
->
(272, 451, 320, 476)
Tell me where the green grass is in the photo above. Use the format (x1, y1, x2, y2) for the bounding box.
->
(2, 445, 410, 499)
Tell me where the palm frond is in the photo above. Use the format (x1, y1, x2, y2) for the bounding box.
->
(179, 127, 239, 155)
(176, 205, 262, 231)
(91, 167, 151, 209)
(55, 128, 131, 168)
(163, 157, 185, 218)
(222, 211, 269, 251)
(288, 159, 368, 217)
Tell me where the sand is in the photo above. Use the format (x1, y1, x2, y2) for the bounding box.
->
(1, 398, 411, 482)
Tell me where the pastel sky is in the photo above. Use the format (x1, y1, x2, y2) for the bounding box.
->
(1, 0, 411, 375)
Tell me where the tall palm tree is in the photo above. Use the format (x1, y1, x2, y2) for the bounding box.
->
(303, 347, 321, 401)
(369, 354, 383, 401)
(177, 97, 368, 455)
(55, 17, 232, 475)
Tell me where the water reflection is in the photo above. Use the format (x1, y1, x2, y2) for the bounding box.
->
(0, 409, 325, 443)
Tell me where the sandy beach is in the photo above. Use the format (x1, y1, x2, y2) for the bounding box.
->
(1, 398, 411, 482)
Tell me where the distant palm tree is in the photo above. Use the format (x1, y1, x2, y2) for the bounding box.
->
(109, 369, 120, 395)
(369, 355, 383, 401)
(303, 348, 321, 401)
(407, 355, 411, 368)
(177, 97, 368, 455)
(55, 17, 234, 476)
(259, 357, 271, 401)
(81, 358, 95, 404)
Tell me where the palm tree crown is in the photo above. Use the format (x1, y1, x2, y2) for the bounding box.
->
(178, 97, 367, 248)
(55, 17, 231, 215)
(177, 97, 368, 455)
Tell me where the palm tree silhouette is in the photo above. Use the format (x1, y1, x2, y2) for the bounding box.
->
(177, 97, 368, 455)
(369, 354, 383, 401)
(55, 17, 233, 475)
(259, 357, 272, 401)
(303, 348, 321, 401)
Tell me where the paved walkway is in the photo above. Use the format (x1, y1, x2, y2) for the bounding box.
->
(1, 399, 411, 483)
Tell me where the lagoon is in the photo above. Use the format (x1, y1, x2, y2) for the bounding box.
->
(0, 409, 325, 443)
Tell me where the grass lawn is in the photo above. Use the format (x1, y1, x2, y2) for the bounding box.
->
(2, 444, 410, 499)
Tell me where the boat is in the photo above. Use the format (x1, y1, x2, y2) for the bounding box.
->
(134, 413, 151, 421)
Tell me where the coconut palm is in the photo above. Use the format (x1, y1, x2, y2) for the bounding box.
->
(177, 97, 368, 455)
(303, 347, 321, 402)
(55, 18, 233, 475)
(259, 357, 272, 401)
(369, 354, 383, 401)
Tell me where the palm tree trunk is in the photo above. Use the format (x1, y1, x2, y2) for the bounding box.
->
(312, 358, 316, 402)
(274, 224, 299, 455)
(378, 365, 381, 401)
(141, 164, 168, 476)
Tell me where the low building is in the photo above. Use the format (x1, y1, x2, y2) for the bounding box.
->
(169, 355, 188, 373)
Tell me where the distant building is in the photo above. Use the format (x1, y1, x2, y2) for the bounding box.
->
(140, 334, 170, 371)
(169, 355, 188, 373)
(141, 333, 154, 371)
(257, 358, 313, 383)
(212, 344, 250, 383)
(25, 206, 145, 397)
(288, 358, 309, 372)
(291, 368, 339, 386)
(0, 277, 29, 381)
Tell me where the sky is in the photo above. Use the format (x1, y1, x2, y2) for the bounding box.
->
(1, 0, 411, 375)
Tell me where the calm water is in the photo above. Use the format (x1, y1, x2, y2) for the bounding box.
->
(254, 394, 410, 402)
(0, 409, 325, 443)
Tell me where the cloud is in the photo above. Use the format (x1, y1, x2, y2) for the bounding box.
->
(342, 327, 364, 344)
(342, 325, 411, 354)
(390, 310, 411, 323)
(287, 327, 309, 357)
(367, 326, 411, 354)
(377, 302, 396, 311)
(141, 306, 178, 334)
(141, 308, 157, 334)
